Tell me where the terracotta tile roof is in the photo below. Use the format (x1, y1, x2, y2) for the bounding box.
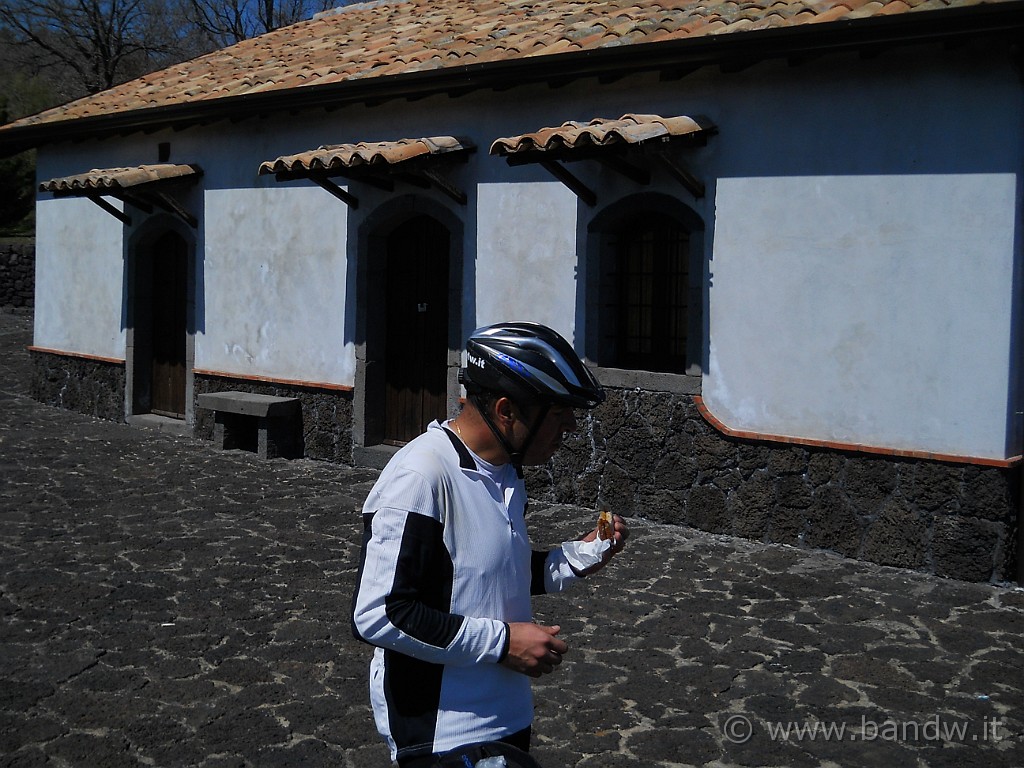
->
(38, 163, 202, 194)
(490, 114, 713, 156)
(4, 0, 1019, 133)
(258, 136, 472, 175)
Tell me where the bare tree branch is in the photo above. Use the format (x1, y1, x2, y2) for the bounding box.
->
(0, 0, 184, 94)
(179, 0, 335, 48)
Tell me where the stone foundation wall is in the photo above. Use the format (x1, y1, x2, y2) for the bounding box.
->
(0, 239, 34, 309)
(529, 388, 1019, 584)
(27, 351, 1018, 583)
(30, 350, 125, 422)
(193, 375, 354, 464)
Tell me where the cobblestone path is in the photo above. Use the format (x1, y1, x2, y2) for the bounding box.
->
(1, 311, 1022, 767)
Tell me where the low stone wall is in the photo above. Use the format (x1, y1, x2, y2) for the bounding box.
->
(530, 388, 1019, 584)
(0, 239, 34, 309)
(193, 375, 354, 464)
(30, 350, 126, 422)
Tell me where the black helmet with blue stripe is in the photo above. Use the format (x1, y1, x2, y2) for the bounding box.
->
(460, 322, 605, 409)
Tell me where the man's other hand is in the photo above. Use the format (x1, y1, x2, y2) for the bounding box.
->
(501, 623, 568, 678)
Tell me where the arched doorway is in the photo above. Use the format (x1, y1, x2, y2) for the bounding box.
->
(149, 231, 188, 417)
(382, 214, 451, 444)
(354, 198, 463, 458)
(130, 226, 191, 421)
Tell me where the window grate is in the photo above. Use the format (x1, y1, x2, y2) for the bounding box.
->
(614, 218, 689, 373)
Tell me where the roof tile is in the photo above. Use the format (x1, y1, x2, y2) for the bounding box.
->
(809, 4, 860, 19)
(878, 0, 913, 11)
(846, 0, 889, 15)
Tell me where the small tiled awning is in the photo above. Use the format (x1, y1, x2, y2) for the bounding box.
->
(491, 114, 711, 156)
(40, 163, 201, 194)
(490, 114, 715, 204)
(39, 163, 203, 227)
(259, 136, 474, 207)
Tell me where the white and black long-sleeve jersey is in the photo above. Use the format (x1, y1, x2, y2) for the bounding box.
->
(350, 420, 579, 762)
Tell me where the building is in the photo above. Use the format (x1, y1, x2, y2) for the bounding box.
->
(1, 0, 1021, 582)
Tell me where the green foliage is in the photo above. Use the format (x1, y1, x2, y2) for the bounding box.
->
(0, 150, 35, 237)
(0, 75, 56, 237)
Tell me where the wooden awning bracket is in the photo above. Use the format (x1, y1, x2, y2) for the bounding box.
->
(106, 189, 154, 214)
(86, 193, 132, 226)
(538, 159, 597, 207)
(97, 189, 198, 228)
(420, 168, 468, 205)
(499, 143, 710, 205)
(149, 190, 199, 228)
(394, 171, 431, 190)
(342, 171, 394, 193)
(655, 152, 705, 199)
(279, 164, 467, 207)
(506, 148, 703, 203)
(310, 176, 359, 209)
(596, 154, 651, 186)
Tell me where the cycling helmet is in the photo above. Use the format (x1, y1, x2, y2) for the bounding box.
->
(457, 323, 604, 477)
(459, 322, 604, 409)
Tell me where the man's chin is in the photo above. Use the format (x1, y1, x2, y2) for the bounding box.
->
(523, 446, 560, 466)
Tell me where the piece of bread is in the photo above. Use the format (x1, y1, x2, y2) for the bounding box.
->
(597, 510, 614, 541)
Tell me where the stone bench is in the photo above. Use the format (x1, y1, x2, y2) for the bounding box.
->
(197, 391, 301, 459)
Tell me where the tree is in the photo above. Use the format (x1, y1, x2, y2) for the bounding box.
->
(0, 0, 190, 98)
(0, 0, 336, 235)
(180, 0, 336, 48)
(0, 63, 58, 235)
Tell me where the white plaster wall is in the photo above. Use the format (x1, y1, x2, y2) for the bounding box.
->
(28, 38, 1021, 459)
(33, 196, 126, 358)
(200, 185, 351, 385)
(705, 173, 1018, 460)
(476, 181, 579, 341)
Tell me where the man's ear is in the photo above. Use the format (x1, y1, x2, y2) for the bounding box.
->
(493, 396, 517, 427)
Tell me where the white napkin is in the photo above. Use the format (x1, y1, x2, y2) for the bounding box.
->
(561, 537, 612, 571)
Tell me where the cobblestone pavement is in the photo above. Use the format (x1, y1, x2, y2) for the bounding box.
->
(1, 310, 1023, 768)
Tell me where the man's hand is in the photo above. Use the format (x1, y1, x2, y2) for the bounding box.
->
(501, 622, 568, 678)
(574, 514, 629, 576)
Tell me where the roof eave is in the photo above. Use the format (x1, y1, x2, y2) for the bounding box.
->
(2, 2, 1022, 157)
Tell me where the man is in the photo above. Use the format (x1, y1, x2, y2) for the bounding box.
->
(351, 322, 628, 767)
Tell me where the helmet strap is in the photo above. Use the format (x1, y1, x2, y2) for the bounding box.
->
(512, 403, 550, 479)
(470, 394, 550, 479)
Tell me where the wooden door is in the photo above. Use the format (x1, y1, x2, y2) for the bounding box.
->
(384, 215, 450, 444)
(150, 231, 187, 418)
